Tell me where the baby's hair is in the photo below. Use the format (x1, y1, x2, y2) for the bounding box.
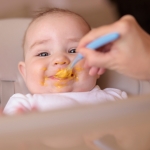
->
(32, 7, 90, 27)
(22, 7, 91, 51)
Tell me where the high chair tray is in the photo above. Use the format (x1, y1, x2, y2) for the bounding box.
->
(0, 94, 150, 150)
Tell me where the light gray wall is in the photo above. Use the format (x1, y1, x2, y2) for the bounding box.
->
(0, 0, 119, 27)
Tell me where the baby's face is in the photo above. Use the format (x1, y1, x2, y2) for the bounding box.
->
(19, 14, 98, 94)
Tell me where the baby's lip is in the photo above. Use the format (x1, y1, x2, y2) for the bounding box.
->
(49, 75, 68, 80)
(49, 75, 61, 80)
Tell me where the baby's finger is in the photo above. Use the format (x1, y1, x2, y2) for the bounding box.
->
(31, 106, 38, 112)
(16, 104, 31, 114)
(16, 107, 27, 114)
(0, 108, 5, 116)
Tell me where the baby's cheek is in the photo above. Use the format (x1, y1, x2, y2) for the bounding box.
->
(28, 66, 47, 85)
(39, 67, 48, 86)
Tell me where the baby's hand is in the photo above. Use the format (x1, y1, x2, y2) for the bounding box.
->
(0, 108, 5, 116)
(16, 105, 38, 114)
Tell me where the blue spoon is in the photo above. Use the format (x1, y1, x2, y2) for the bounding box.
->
(69, 32, 120, 69)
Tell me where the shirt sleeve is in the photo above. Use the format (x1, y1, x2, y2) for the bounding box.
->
(103, 88, 128, 100)
(3, 93, 32, 115)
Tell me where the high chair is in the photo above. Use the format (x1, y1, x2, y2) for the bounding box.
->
(0, 18, 150, 150)
(0, 18, 30, 108)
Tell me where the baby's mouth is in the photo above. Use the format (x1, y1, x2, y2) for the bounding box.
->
(50, 74, 75, 81)
(53, 68, 75, 80)
(50, 76, 68, 80)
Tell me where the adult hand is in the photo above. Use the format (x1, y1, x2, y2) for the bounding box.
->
(77, 15, 150, 80)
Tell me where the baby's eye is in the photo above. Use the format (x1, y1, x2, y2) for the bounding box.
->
(68, 48, 76, 53)
(37, 52, 49, 57)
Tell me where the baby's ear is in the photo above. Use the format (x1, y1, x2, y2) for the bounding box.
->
(18, 61, 26, 81)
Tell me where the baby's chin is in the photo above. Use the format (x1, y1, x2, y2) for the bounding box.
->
(48, 87, 94, 93)
(29, 87, 74, 94)
(29, 84, 95, 94)
(50, 88, 74, 93)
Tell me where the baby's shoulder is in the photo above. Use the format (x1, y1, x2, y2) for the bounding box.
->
(10, 93, 32, 100)
(11, 93, 27, 98)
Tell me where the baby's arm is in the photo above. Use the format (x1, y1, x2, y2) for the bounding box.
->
(3, 93, 32, 115)
(103, 88, 128, 100)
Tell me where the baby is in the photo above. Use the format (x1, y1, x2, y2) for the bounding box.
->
(4, 8, 127, 114)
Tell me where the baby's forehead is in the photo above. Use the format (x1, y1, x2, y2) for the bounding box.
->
(30, 12, 88, 29)
(23, 12, 90, 53)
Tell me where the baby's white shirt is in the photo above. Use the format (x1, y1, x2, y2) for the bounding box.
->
(4, 86, 127, 115)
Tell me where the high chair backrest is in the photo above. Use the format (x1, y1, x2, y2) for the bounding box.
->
(97, 70, 150, 96)
(0, 18, 150, 108)
(0, 19, 31, 107)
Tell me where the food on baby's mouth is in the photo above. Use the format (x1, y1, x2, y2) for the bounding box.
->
(53, 67, 82, 88)
(54, 68, 74, 79)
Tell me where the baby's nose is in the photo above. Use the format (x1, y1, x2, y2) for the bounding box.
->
(53, 56, 70, 67)
(54, 60, 69, 65)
